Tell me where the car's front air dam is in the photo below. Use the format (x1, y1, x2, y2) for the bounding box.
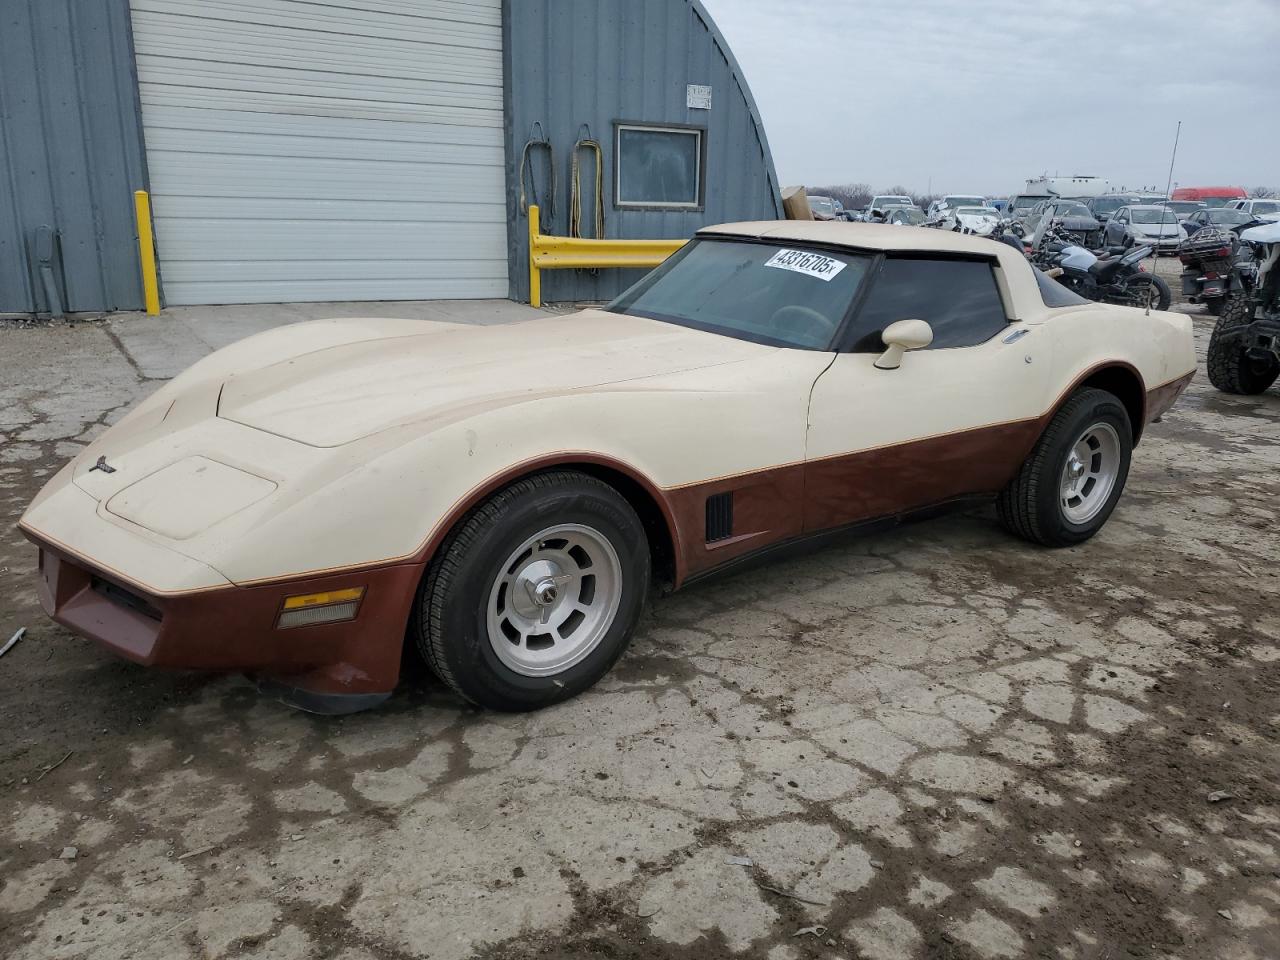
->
(27, 535, 423, 715)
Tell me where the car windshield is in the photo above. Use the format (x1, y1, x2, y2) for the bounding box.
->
(956, 207, 997, 216)
(1164, 201, 1201, 213)
(1202, 197, 1234, 207)
(1131, 208, 1177, 224)
(890, 209, 925, 224)
(946, 196, 985, 207)
(1054, 202, 1092, 217)
(1252, 200, 1280, 214)
(1010, 196, 1040, 211)
(875, 197, 912, 206)
(809, 196, 837, 215)
(1090, 197, 1130, 213)
(607, 238, 872, 349)
(1209, 208, 1253, 224)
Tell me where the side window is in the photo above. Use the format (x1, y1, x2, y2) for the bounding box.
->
(845, 257, 1010, 352)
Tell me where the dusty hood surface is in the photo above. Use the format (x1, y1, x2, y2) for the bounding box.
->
(218, 310, 764, 447)
(955, 213, 999, 235)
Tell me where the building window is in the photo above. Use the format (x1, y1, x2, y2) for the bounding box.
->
(614, 123, 704, 209)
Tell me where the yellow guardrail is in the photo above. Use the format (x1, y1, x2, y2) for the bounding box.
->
(133, 190, 160, 315)
(526, 204, 686, 307)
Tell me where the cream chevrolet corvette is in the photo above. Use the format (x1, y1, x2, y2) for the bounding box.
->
(21, 223, 1195, 714)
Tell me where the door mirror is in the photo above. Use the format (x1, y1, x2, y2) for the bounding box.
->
(874, 318, 934, 370)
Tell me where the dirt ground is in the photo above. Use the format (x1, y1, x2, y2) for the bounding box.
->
(1, 290, 1277, 960)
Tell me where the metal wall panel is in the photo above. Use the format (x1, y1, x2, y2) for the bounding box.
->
(0, 0, 148, 314)
(503, 0, 782, 303)
(130, 0, 508, 304)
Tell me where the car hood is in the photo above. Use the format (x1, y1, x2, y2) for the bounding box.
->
(1131, 222, 1183, 237)
(1242, 220, 1280, 243)
(955, 213, 999, 234)
(217, 310, 765, 447)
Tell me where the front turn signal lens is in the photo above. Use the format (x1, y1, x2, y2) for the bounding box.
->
(277, 587, 365, 628)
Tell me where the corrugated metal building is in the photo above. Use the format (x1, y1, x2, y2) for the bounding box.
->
(0, 0, 149, 315)
(504, 0, 781, 303)
(0, 0, 779, 314)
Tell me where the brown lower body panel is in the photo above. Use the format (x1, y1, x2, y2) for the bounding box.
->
(665, 370, 1194, 583)
(802, 418, 1045, 535)
(30, 535, 421, 712)
(665, 418, 1045, 582)
(1145, 371, 1193, 423)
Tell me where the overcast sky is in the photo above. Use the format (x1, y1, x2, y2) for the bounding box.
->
(700, 0, 1280, 197)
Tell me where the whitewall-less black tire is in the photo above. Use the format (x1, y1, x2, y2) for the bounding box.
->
(413, 471, 649, 711)
(997, 388, 1133, 547)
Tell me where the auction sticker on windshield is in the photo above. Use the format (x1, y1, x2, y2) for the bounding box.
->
(764, 249, 848, 281)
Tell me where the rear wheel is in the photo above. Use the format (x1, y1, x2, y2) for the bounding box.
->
(414, 471, 649, 711)
(1207, 295, 1278, 394)
(997, 388, 1133, 547)
(1118, 273, 1172, 311)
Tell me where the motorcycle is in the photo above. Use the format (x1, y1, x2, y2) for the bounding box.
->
(1176, 228, 1256, 317)
(1031, 225, 1173, 311)
(1207, 220, 1280, 394)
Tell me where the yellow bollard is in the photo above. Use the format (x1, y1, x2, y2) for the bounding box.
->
(133, 190, 160, 315)
(528, 204, 542, 308)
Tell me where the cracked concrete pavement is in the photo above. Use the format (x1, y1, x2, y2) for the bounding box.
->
(1, 295, 1277, 960)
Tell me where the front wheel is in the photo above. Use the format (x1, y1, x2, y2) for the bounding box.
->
(997, 388, 1133, 547)
(1207, 295, 1278, 394)
(414, 471, 650, 711)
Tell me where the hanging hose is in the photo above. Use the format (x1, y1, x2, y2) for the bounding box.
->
(519, 121, 556, 220)
(569, 125, 605, 241)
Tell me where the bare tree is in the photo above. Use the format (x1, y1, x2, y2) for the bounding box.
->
(1250, 186, 1278, 199)
(811, 182, 872, 211)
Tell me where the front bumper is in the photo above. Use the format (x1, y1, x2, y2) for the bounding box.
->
(24, 529, 422, 714)
(1137, 235, 1182, 252)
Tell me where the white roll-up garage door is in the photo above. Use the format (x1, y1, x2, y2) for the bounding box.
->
(129, 0, 508, 305)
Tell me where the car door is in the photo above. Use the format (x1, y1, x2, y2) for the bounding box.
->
(803, 254, 1051, 533)
(1107, 208, 1129, 245)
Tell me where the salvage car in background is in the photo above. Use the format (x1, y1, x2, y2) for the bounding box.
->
(1227, 198, 1280, 221)
(867, 195, 916, 220)
(1007, 193, 1047, 221)
(1182, 206, 1259, 237)
(940, 205, 1002, 236)
(20, 223, 1195, 715)
(1087, 195, 1139, 223)
(885, 206, 927, 226)
(1025, 199, 1104, 248)
(1104, 205, 1188, 254)
(808, 195, 842, 220)
(926, 195, 988, 219)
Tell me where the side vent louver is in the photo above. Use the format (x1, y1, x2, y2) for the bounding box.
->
(705, 492, 734, 543)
